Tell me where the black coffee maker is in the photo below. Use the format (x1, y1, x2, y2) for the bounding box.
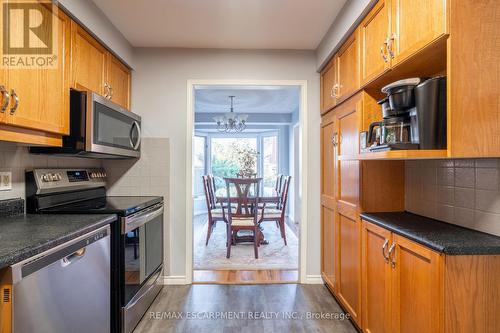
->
(367, 76, 446, 151)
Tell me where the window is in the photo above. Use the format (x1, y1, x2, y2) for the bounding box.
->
(210, 137, 258, 194)
(262, 134, 279, 196)
(192, 136, 206, 197)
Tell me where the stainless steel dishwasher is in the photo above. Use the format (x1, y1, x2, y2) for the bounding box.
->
(8, 225, 111, 333)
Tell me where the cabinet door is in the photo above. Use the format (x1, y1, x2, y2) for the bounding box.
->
(391, 235, 443, 333)
(320, 58, 337, 114)
(362, 221, 392, 333)
(106, 53, 131, 110)
(6, 5, 70, 135)
(0, 0, 6, 125)
(334, 94, 362, 326)
(336, 31, 360, 102)
(70, 21, 107, 95)
(337, 94, 361, 158)
(360, 0, 391, 85)
(321, 112, 337, 290)
(390, 0, 447, 65)
(336, 212, 361, 325)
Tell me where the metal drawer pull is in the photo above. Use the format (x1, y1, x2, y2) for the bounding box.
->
(388, 243, 396, 268)
(0, 86, 10, 113)
(10, 89, 19, 115)
(382, 239, 390, 262)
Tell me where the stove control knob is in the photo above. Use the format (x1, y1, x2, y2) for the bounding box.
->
(55, 173, 62, 181)
(42, 174, 51, 182)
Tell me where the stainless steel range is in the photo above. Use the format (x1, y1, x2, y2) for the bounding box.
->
(26, 168, 163, 333)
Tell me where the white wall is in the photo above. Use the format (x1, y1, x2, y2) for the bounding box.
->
(316, 0, 376, 70)
(58, 0, 134, 67)
(132, 48, 321, 278)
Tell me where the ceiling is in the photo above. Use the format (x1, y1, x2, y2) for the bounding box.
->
(91, 0, 346, 49)
(194, 85, 300, 114)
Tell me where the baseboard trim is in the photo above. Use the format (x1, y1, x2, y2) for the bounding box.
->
(163, 275, 189, 285)
(304, 275, 324, 284)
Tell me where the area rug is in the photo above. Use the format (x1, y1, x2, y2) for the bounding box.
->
(193, 217, 299, 270)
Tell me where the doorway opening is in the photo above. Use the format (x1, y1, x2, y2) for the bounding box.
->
(186, 80, 308, 284)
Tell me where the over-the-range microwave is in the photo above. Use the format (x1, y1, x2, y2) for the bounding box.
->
(30, 88, 141, 159)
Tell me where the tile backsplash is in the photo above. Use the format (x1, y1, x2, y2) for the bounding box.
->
(406, 159, 500, 236)
(0, 142, 100, 202)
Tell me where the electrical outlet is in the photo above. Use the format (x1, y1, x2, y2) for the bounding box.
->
(0, 172, 12, 191)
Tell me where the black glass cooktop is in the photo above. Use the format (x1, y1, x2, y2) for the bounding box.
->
(43, 196, 163, 216)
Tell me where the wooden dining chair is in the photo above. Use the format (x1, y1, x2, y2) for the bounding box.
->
(222, 177, 265, 259)
(261, 176, 291, 245)
(202, 175, 227, 245)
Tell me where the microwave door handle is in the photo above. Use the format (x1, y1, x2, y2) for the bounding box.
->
(130, 121, 141, 150)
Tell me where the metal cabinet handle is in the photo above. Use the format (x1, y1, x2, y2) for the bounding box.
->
(387, 34, 396, 58)
(109, 85, 113, 99)
(388, 243, 396, 268)
(104, 83, 111, 99)
(9, 89, 19, 115)
(330, 85, 336, 98)
(333, 83, 339, 98)
(61, 247, 86, 267)
(382, 239, 390, 263)
(381, 39, 389, 62)
(0, 85, 10, 113)
(332, 133, 338, 147)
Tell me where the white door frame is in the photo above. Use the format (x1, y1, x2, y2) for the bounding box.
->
(185, 79, 309, 284)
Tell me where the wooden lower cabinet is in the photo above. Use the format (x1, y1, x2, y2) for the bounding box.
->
(361, 219, 500, 333)
(361, 221, 392, 333)
(336, 211, 361, 325)
(362, 222, 443, 333)
(321, 205, 336, 289)
(392, 235, 443, 333)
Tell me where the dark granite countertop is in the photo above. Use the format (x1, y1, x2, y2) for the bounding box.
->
(0, 214, 117, 269)
(360, 212, 500, 255)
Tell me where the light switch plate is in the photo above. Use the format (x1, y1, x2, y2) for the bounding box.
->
(0, 172, 12, 191)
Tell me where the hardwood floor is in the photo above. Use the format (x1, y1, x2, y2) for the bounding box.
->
(193, 269, 299, 284)
(133, 284, 357, 333)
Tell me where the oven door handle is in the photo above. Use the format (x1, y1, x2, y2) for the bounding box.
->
(122, 204, 164, 234)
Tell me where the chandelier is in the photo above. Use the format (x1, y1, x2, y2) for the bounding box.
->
(214, 96, 248, 133)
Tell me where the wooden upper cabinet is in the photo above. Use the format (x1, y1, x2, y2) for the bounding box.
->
(391, 235, 443, 333)
(5, 6, 70, 135)
(70, 21, 107, 95)
(390, 0, 447, 65)
(362, 221, 392, 333)
(320, 58, 337, 114)
(106, 54, 131, 110)
(360, 0, 391, 85)
(335, 31, 360, 103)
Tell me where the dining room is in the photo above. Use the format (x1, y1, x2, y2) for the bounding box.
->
(191, 84, 301, 284)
